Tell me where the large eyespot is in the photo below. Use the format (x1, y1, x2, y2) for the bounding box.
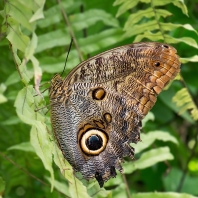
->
(92, 88, 106, 100)
(80, 129, 108, 155)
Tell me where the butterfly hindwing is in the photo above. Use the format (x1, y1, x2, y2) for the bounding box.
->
(49, 42, 180, 187)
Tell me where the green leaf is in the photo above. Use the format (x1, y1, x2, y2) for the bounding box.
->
(79, 28, 124, 54)
(134, 31, 198, 49)
(24, 33, 42, 85)
(124, 20, 158, 38)
(155, 9, 173, 18)
(7, 0, 34, 31)
(123, 147, 174, 174)
(7, 142, 35, 153)
(25, 32, 38, 61)
(37, 0, 81, 28)
(71, 9, 119, 31)
(124, 8, 172, 29)
(45, 177, 70, 197)
(152, 0, 188, 16)
(159, 88, 194, 124)
(31, 56, 42, 80)
(39, 50, 79, 73)
(113, 0, 130, 6)
(111, 183, 127, 198)
(134, 31, 163, 42)
(87, 182, 112, 197)
(114, 0, 139, 17)
(6, 24, 30, 53)
(36, 28, 70, 53)
(14, 86, 54, 190)
(180, 55, 198, 63)
(5, 71, 20, 86)
(31, 126, 55, 190)
(29, 0, 45, 22)
(161, 23, 198, 35)
(124, 7, 153, 28)
(165, 35, 198, 49)
(93, 189, 112, 198)
(173, 88, 198, 121)
(7, 44, 32, 84)
(104, 174, 122, 188)
(142, 112, 155, 127)
(17, 0, 38, 11)
(115, 0, 187, 17)
(36, 27, 124, 55)
(132, 131, 178, 153)
(132, 192, 198, 198)
(53, 144, 90, 198)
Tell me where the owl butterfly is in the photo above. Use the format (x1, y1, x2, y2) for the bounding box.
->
(49, 42, 180, 187)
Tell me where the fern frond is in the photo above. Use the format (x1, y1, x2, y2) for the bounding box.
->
(124, 8, 172, 30)
(114, 0, 188, 17)
(173, 88, 198, 121)
(114, 0, 139, 17)
(133, 31, 198, 49)
(114, 0, 198, 62)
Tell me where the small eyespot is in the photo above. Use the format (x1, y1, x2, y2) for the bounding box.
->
(92, 87, 106, 100)
(80, 129, 108, 155)
(154, 62, 160, 67)
(163, 44, 169, 48)
(104, 113, 112, 123)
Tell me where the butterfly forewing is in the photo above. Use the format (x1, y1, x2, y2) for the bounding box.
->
(49, 42, 180, 187)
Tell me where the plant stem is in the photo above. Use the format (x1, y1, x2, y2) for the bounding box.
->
(122, 174, 132, 198)
(56, 0, 84, 62)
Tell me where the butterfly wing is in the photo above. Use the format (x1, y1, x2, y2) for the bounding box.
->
(49, 42, 180, 187)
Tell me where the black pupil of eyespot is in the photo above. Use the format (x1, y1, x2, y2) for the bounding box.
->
(86, 135, 103, 150)
(155, 62, 160, 66)
(163, 45, 168, 48)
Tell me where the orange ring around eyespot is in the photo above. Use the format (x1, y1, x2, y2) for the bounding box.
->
(80, 129, 108, 155)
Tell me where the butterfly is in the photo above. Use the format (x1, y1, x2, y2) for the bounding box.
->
(49, 42, 180, 187)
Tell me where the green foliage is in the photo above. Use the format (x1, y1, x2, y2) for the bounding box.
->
(173, 88, 198, 121)
(0, 0, 198, 198)
(114, 0, 198, 49)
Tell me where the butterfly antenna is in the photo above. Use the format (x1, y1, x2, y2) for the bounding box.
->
(60, 38, 73, 77)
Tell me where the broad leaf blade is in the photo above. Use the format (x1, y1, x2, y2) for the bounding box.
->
(124, 147, 174, 174)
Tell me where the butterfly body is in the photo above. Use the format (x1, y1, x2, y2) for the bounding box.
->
(49, 42, 180, 187)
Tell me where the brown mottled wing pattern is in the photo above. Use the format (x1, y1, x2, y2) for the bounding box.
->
(49, 42, 180, 187)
